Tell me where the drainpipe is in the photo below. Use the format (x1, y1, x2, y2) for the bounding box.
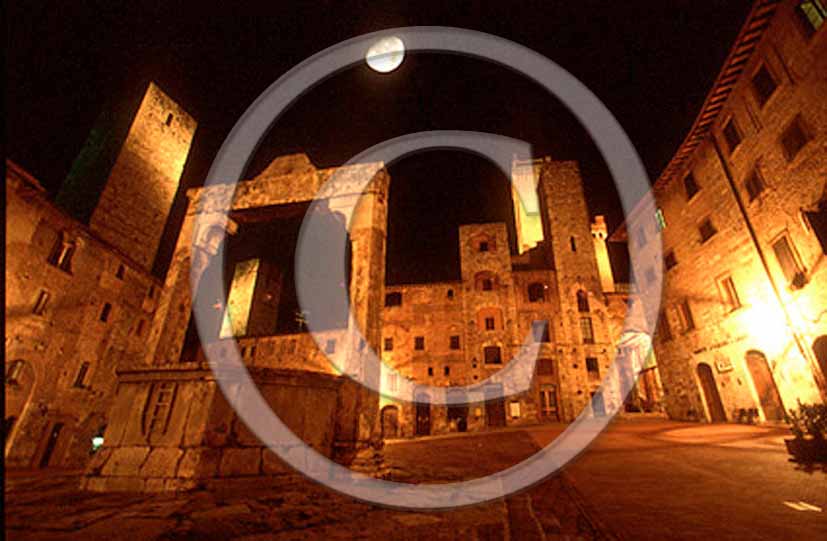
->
(710, 136, 825, 402)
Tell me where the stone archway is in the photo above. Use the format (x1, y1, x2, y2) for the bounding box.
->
(380, 405, 399, 439)
(696, 363, 726, 423)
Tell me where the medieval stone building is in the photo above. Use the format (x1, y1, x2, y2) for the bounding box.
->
(4, 82, 196, 469)
(614, 0, 827, 423)
(378, 158, 648, 439)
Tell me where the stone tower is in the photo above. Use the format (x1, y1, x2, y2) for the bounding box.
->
(57, 82, 197, 271)
(591, 216, 616, 293)
(510, 158, 545, 254)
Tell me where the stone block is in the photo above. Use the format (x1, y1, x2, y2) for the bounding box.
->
(219, 447, 262, 477)
(182, 382, 216, 447)
(261, 448, 290, 475)
(101, 446, 150, 477)
(139, 447, 183, 478)
(177, 447, 220, 479)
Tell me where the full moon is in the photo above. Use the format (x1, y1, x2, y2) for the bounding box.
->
(365, 36, 405, 73)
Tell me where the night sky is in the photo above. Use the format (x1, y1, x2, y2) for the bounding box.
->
(7, 1, 754, 283)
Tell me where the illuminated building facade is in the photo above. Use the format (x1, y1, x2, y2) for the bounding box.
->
(4, 83, 196, 468)
(378, 159, 654, 439)
(614, 0, 827, 423)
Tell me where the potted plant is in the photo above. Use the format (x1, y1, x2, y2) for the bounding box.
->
(784, 402, 827, 463)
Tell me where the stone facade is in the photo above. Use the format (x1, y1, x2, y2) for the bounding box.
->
(615, 0, 827, 423)
(5, 161, 163, 469)
(379, 159, 645, 439)
(5, 82, 194, 470)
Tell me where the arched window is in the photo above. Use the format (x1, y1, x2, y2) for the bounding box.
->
(576, 290, 590, 312)
(527, 283, 545, 302)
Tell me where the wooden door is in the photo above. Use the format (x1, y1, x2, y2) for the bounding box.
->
(697, 364, 726, 422)
(745, 351, 785, 421)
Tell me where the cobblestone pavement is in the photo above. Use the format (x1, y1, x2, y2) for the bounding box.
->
(5, 430, 617, 541)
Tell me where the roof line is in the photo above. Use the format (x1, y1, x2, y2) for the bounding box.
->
(653, 0, 780, 190)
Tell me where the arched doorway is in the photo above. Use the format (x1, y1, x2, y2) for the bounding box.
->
(696, 363, 726, 423)
(745, 350, 785, 421)
(380, 406, 399, 439)
(414, 393, 431, 437)
(814, 336, 827, 382)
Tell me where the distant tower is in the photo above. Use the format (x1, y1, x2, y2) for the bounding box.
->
(510, 158, 545, 254)
(591, 216, 616, 293)
(57, 82, 197, 271)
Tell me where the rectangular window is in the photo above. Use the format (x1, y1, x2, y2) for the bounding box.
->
(780, 115, 812, 162)
(586, 357, 600, 381)
(33, 290, 50, 315)
(795, 0, 826, 38)
(479, 241, 489, 252)
(751, 64, 778, 107)
(677, 300, 696, 332)
(427, 366, 434, 376)
(482, 279, 493, 291)
(722, 117, 742, 154)
(805, 207, 827, 255)
(484, 346, 502, 365)
(73, 362, 90, 388)
(664, 250, 678, 271)
(325, 339, 336, 354)
(450, 335, 460, 350)
(745, 169, 766, 201)
(772, 236, 805, 286)
(684, 173, 700, 200)
(116, 264, 125, 279)
(100, 303, 112, 322)
(537, 358, 554, 376)
(532, 320, 551, 343)
(384, 337, 394, 351)
(485, 317, 495, 330)
(699, 218, 717, 243)
(655, 208, 667, 232)
(580, 317, 595, 344)
(388, 373, 398, 392)
(48, 236, 75, 272)
(414, 336, 425, 350)
(384, 292, 402, 307)
(444, 366, 450, 376)
(718, 276, 741, 311)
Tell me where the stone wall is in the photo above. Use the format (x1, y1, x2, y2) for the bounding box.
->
(620, 0, 827, 422)
(5, 161, 162, 469)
